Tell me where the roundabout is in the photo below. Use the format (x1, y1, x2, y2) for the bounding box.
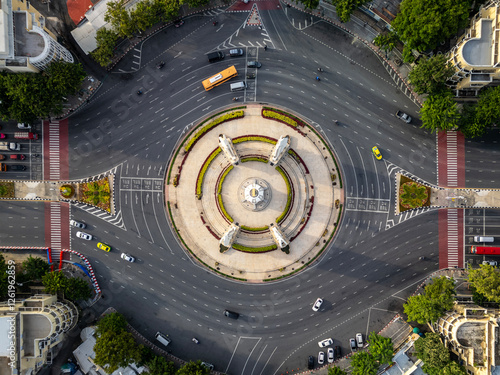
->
(166, 105, 343, 281)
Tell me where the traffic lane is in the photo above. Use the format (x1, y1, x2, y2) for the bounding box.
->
(465, 129, 500, 189)
(0, 201, 45, 246)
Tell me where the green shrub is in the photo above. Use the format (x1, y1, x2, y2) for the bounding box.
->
(196, 149, 221, 196)
(217, 166, 233, 194)
(232, 243, 278, 252)
(185, 110, 244, 152)
(262, 109, 298, 127)
(233, 136, 277, 145)
(275, 166, 292, 223)
(241, 225, 269, 232)
(218, 194, 233, 222)
(241, 157, 268, 163)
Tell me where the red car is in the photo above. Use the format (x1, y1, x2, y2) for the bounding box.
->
(10, 154, 26, 160)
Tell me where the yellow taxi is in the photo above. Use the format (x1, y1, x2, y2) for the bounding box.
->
(97, 242, 111, 252)
(372, 146, 382, 160)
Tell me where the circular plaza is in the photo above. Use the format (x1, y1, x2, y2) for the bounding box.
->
(166, 105, 343, 282)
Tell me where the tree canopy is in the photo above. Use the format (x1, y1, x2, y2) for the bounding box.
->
(468, 264, 500, 303)
(92, 28, 119, 67)
(392, 0, 471, 62)
(42, 271, 92, 301)
(350, 351, 378, 375)
(328, 367, 347, 375)
(420, 91, 461, 133)
(404, 276, 455, 324)
(330, 0, 370, 22)
(368, 332, 393, 365)
(94, 330, 142, 373)
(373, 31, 399, 53)
(97, 312, 128, 335)
(408, 55, 455, 95)
(176, 361, 211, 375)
(18, 256, 49, 284)
(414, 333, 452, 375)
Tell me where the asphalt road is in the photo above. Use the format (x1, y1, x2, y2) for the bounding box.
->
(0, 6, 484, 375)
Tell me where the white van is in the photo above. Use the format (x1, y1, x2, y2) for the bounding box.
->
(155, 331, 171, 346)
(230, 81, 247, 91)
(474, 236, 494, 243)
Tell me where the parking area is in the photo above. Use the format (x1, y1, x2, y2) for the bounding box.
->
(0, 121, 43, 181)
(464, 208, 500, 267)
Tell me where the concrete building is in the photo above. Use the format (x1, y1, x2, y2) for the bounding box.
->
(0, 0, 74, 73)
(435, 306, 500, 375)
(448, 0, 500, 94)
(0, 294, 78, 375)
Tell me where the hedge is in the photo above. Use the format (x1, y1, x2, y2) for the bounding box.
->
(241, 225, 269, 232)
(275, 166, 293, 224)
(232, 243, 278, 253)
(196, 148, 221, 196)
(241, 157, 268, 163)
(217, 165, 234, 194)
(262, 106, 306, 127)
(233, 136, 277, 145)
(262, 109, 298, 127)
(218, 194, 234, 222)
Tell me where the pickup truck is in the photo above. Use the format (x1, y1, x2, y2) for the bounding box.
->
(14, 132, 38, 140)
(0, 142, 20, 151)
(396, 110, 412, 123)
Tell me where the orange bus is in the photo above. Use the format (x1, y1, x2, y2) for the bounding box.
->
(202, 65, 238, 91)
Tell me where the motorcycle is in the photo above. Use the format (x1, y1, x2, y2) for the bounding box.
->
(137, 90, 143, 96)
(157, 61, 165, 69)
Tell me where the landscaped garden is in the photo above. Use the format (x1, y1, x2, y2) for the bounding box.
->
(0, 182, 15, 198)
(399, 175, 430, 212)
(78, 178, 111, 212)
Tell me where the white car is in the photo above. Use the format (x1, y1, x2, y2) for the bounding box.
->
(318, 338, 333, 347)
(76, 231, 92, 240)
(17, 123, 31, 129)
(327, 348, 334, 363)
(318, 351, 325, 365)
(312, 298, 323, 311)
(483, 260, 498, 266)
(356, 333, 364, 348)
(70, 220, 86, 229)
(121, 253, 135, 262)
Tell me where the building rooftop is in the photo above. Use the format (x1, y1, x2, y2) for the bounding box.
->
(461, 19, 493, 67)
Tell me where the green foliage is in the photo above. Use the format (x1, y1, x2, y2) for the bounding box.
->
(145, 354, 175, 375)
(465, 86, 500, 136)
(232, 243, 278, 252)
(368, 332, 393, 365)
(176, 360, 210, 375)
(0, 255, 8, 299)
(373, 31, 399, 53)
(80, 179, 111, 211)
(420, 91, 461, 133)
(331, 0, 371, 23)
(0, 185, 6, 196)
(399, 182, 429, 209)
(350, 351, 378, 375)
(240, 157, 268, 163)
(196, 149, 221, 195)
(94, 330, 142, 373)
(19, 256, 50, 282)
(45, 61, 87, 97)
(298, 0, 320, 10)
(328, 367, 347, 375)
(217, 166, 233, 194)
(185, 111, 244, 152)
(241, 225, 269, 232)
(185, 0, 210, 7)
(92, 28, 119, 67)
(65, 277, 92, 300)
(97, 312, 127, 335)
(105, 0, 136, 38)
(262, 109, 298, 127)
(218, 193, 233, 222)
(404, 276, 455, 324)
(392, 0, 471, 62)
(408, 55, 455, 95)
(42, 271, 68, 295)
(414, 333, 450, 375)
(468, 264, 500, 303)
(441, 361, 467, 375)
(275, 166, 292, 224)
(233, 136, 277, 145)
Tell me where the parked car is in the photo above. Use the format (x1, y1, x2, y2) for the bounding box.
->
(97, 242, 111, 252)
(318, 338, 333, 347)
(0, 154, 4, 160)
(9, 165, 26, 171)
(483, 260, 498, 266)
(246, 72, 256, 79)
(356, 333, 364, 348)
(247, 60, 262, 68)
(312, 298, 323, 312)
(17, 123, 32, 130)
(349, 338, 357, 351)
(307, 355, 314, 370)
(10, 154, 25, 160)
(121, 253, 135, 262)
(318, 351, 325, 365)
(70, 220, 86, 229)
(76, 231, 92, 240)
(229, 48, 244, 57)
(327, 348, 334, 363)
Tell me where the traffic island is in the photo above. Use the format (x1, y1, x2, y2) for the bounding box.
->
(166, 104, 344, 282)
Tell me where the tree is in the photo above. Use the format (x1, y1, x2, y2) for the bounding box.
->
(184, 0, 210, 7)
(45, 61, 87, 97)
(468, 264, 500, 303)
(392, 0, 471, 62)
(414, 333, 450, 375)
(408, 55, 455, 95)
(424, 276, 456, 309)
(19, 256, 49, 283)
(299, 0, 320, 10)
(176, 360, 210, 375)
(65, 277, 92, 301)
(373, 31, 399, 53)
(94, 330, 142, 373)
(331, 0, 371, 23)
(92, 28, 119, 67)
(350, 352, 378, 375)
(368, 332, 393, 365)
(441, 361, 467, 375)
(0, 255, 9, 299)
(420, 91, 461, 133)
(97, 312, 127, 335)
(105, 0, 136, 38)
(42, 271, 68, 294)
(146, 355, 175, 375)
(328, 367, 347, 375)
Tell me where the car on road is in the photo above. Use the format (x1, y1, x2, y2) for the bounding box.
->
(318, 338, 333, 347)
(307, 355, 314, 369)
(356, 333, 364, 348)
(350, 338, 357, 351)
(247, 61, 262, 68)
(97, 242, 111, 252)
(318, 351, 325, 364)
(372, 146, 382, 160)
(9, 165, 26, 171)
(229, 48, 244, 57)
(483, 260, 498, 266)
(76, 231, 92, 240)
(312, 298, 323, 311)
(121, 253, 135, 262)
(223, 309, 239, 319)
(10, 154, 26, 160)
(327, 348, 334, 363)
(17, 123, 31, 129)
(70, 220, 86, 229)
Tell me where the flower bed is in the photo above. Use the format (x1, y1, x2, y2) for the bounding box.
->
(241, 157, 268, 163)
(232, 243, 278, 253)
(184, 110, 244, 153)
(262, 107, 306, 127)
(275, 166, 293, 224)
(196, 148, 222, 197)
(217, 166, 233, 194)
(0, 182, 15, 198)
(241, 225, 269, 232)
(218, 194, 234, 222)
(399, 175, 430, 212)
(79, 178, 111, 212)
(288, 149, 309, 174)
(233, 135, 277, 145)
(59, 184, 75, 198)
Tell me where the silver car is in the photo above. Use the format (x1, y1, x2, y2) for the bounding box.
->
(70, 220, 86, 229)
(318, 338, 333, 347)
(121, 253, 135, 262)
(76, 231, 92, 240)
